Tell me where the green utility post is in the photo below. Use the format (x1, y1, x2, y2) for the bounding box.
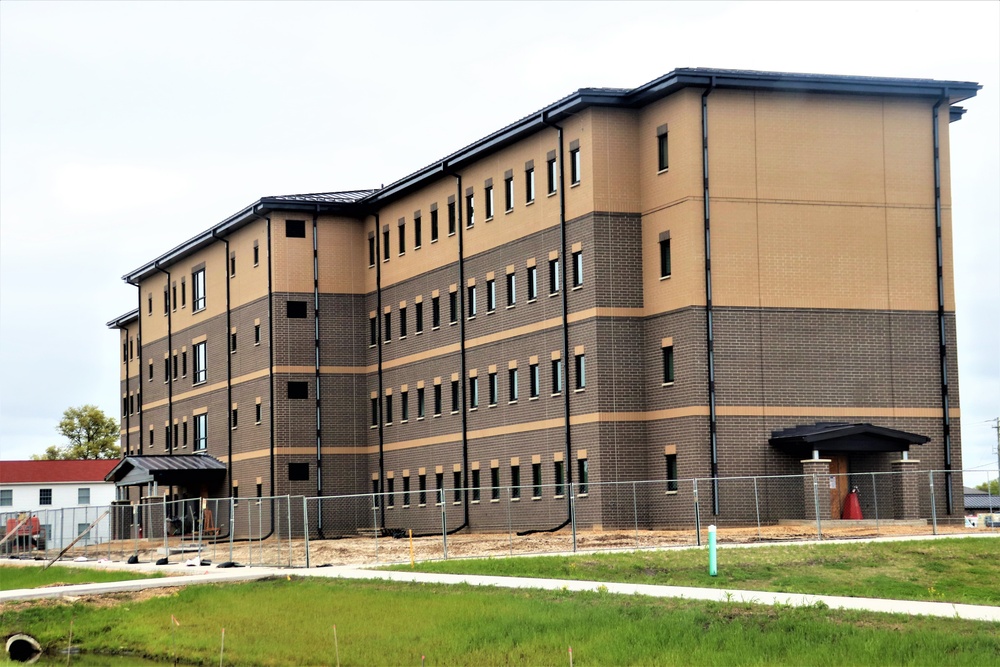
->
(708, 524, 718, 576)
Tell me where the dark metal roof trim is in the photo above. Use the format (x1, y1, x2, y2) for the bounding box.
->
(106, 308, 139, 329)
(769, 422, 931, 446)
(105, 455, 227, 484)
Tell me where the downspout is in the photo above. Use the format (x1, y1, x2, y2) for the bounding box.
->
(702, 78, 720, 516)
(374, 213, 386, 530)
(454, 170, 470, 533)
(519, 113, 572, 536)
(113, 322, 131, 464)
(310, 210, 327, 537)
(154, 263, 173, 459)
(210, 230, 234, 503)
(264, 215, 276, 539)
(932, 90, 953, 514)
(133, 280, 143, 456)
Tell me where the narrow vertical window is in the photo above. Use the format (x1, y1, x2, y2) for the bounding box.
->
(527, 265, 537, 300)
(192, 268, 206, 312)
(663, 345, 675, 384)
(575, 353, 586, 390)
(491, 466, 500, 500)
(435, 472, 443, 505)
(180, 278, 186, 307)
(401, 390, 409, 421)
(417, 387, 425, 418)
(397, 220, 406, 255)
(571, 251, 583, 287)
(369, 316, 377, 346)
(486, 279, 496, 312)
(193, 342, 207, 384)
(414, 213, 422, 248)
(506, 273, 516, 306)
(525, 161, 536, 203)
(504, 172, 514, 211)
(554, 461, 564, 496)
(403, 475, 411, 506)
(657, 124, 669, 172)
(488, 371, 498, 406)
(465, 190, 475, 227)
(230, 253, 236, 278)
(430, 207, 439, 242)
(666, 453, 678, 492)
(182, 351, 187, 376)
(231, 407, 238, 429)
(530, 363, 539, 398)
(484, 182, 494, 219)
(434, 383, 442, 416)
(148, 293, 153, 315)
(254, 324, 261, 345)
(385, 393, 393, 424)
(453, 471, 462, 503)
(578, 458, 589, 495)
(371, 397, 379, 427)
(570, 145, 581, 185)
(164, 358, 170, 383)
(532, 463, 542, 499)
(415, 301, 423, 333)
(230, 332, 237, 354)
(163, 286, 169, 315)
(387, 477, 395, 508)
(472, 469, 481, 502)
(399, 306, 407, 338)
(149, 360, 154, 381)
(508, 368, 518, 402)
(469, 376, 479, 409)
(547, 153, 557, 195)
(511, 465, 521, 499)
(432, 296, 441, 328)
(194, 414, 207, 451)
(659, 234, 672, 278)
(383, 311, 391, 342)
(171, 283, 177, 311)
(373, 480, 380, 507)
(382, 227, 390, 261)
(253, 241, 260, 267)
(451, 379, 460, 413)
(450, 291, 458, 324)
(172, 353, 178, 379)
(468, 285, 477, 318)
(552, 358, 563, 394)
(368, 235, 376, 267)
(549, 257, 560, 295)
(419, 474, 427, 506)
(255, 403, 262, 424)
(447, 199, 457, 235)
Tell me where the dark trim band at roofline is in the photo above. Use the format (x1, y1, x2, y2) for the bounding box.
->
(118, 67, 981, 286)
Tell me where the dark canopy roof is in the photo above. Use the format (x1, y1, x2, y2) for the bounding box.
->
(105, 455, 227, 487)
(769, 422, 930, 454)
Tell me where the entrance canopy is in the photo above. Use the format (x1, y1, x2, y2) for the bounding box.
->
(769, 422, 930, 455)
(105, 455, 227, 487)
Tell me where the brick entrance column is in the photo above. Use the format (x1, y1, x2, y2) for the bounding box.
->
(801, 459, 832, 521)
(891, 459, 922, 519)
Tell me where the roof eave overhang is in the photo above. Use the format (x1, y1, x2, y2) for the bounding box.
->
(106, 308, 140, 329)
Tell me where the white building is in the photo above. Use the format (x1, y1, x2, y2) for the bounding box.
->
(1, 460, 118, 551)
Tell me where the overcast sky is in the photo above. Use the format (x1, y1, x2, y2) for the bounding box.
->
(1, 1, 997, 482)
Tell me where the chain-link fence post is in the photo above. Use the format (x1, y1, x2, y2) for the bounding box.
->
(371, 494, 379, 564)
(286, 495, 293, 567)
(929, 471, 938, 536)
(229, 497, 235, 564)
(440, 488, 449, 560)
(302, 496, 310, 569)
(753, 477, 762, 542)
(693, 478, 701, 546)
(162, 497, 169, 560)
(812, 475, 823, 540)
(632, 481, 639, 549)
(570, 481, 578, 553)
(870, 472, 880, 535)
(506, 486, 513, 557)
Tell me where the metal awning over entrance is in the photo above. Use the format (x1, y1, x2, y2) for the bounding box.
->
(769, 422, 930, 455)
(105, 455, 227, 487)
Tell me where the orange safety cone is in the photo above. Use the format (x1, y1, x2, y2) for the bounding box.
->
(841, 487, 863, 520)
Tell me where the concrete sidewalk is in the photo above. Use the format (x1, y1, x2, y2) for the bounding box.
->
(3, 558, 998, 622)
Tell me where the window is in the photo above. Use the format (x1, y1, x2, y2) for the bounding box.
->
(231, 407, 238, 429)
(149, 428, 154, 446)
(180, 278, 186, 307)
(230, 254, 236, 278)
(399, 307, 407, 338)
(123, 340, 128, 364)
(435, 472, 443, 505)
(660, 237, 671, 278)
(385, 393, 393, 424)
(0, 489, 11, 506)
(230, 332, 237, 354)
(432, 296, 441, 328)
(148, 293, 152, 315)
(666, 453, 679, 492)
(468, 376, 479, 409)
(570, 146, 581, 184)
(547, 156, 557, 195)
(181, 350, 187, 376)
(288, 463, 309, 481)
(419, 474, 427, 506)
(552, 358, 563, 394)
(484, 184, 494, 219)
(468, 284, 477, 318)
(549, 258, 560, 295)
(447, 200, 457, 235)
(511, 465, 521, 499)
(509, 368, 518, 402)
(193, 341, 207, 384)
(527, 265, 537, 300)
(417, 387, 425, 418)
(183, 421, 188, 446)
(554, 461, 565, 496)
(578, 458, 589, 494)
(532, 463, 542, 498)
(387, 477, 395, 507)
(575, 354, 586, 390)
(430, 208, 439, 242)
(287, 301, 307, 318)
(415, 301, 423, 333)
(488, 372, 498, 406)
(371, 397, 379, 426)
(372, 479, 380, 507)
(449, 291, 458, 324)
(165, 426, 171, 450)
(383, 311, 392, 342)
(657, 124, 669, 171)
(171, 283, 177, 311)
(398, 221, 406, 254)
(254, 324, 261, 345)
(78, 488, 90, 505)
(525, 163, 535, 203)
(401, 390, 409, 421)
(572, 251, 583, 287)
(434, 383, 442, 416)
(194, 414, 207, 451)
(414, 214, 422, 248)
(163, 286, 169, 315)
(253, 241, 260, 267)
(368, 236, 376, 267)
(172, 353, 178, 379)
(192, 268, 206, 312)
(486, 279, 496, 312)
(163, 358, 169, 383)
(506, 273, 516, 306)
(286, 220, 306, 238)
(465, 191, 475, 227)
(149, 360, 154, 381)
(472, 469, 481, 502)
(453, 471, 462, 503)
(173, 423, 179, 447)
(255, 403, 262, 424)
(451, 379, 460, 412)
(369, 316, 377, 346)
(288, 381, 308, 399)
(491, 466, 500, 501)
(504, 174, 514, 211)
(383, 227, 390, 260)
(663, 345, 675, 384)
(403, 475, 411, 506)
(530, 363, 539, 398)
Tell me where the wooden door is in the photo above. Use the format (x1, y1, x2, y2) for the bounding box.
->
(829, 455, 849, 519)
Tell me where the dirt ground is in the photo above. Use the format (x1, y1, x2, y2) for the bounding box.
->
(11, 521, 986, 569)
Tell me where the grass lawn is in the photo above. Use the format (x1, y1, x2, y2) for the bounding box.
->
(2, 577, 998, 666)
(0, 565, 162, 591)
(389, 537, 1000, 605)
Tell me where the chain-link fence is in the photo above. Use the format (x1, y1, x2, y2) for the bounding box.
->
(3, 468, 997, 567)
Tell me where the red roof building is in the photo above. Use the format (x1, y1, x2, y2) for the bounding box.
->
(0, 460, 118, 484)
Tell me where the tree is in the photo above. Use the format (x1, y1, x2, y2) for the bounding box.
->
(976, 480, 1000, 495)
(32, 405, 120, 460)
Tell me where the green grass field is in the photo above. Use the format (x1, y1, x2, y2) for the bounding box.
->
(2, 577, 998, 666)
(390, 536, 1000, 605)
(0, 565, 162, 591)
